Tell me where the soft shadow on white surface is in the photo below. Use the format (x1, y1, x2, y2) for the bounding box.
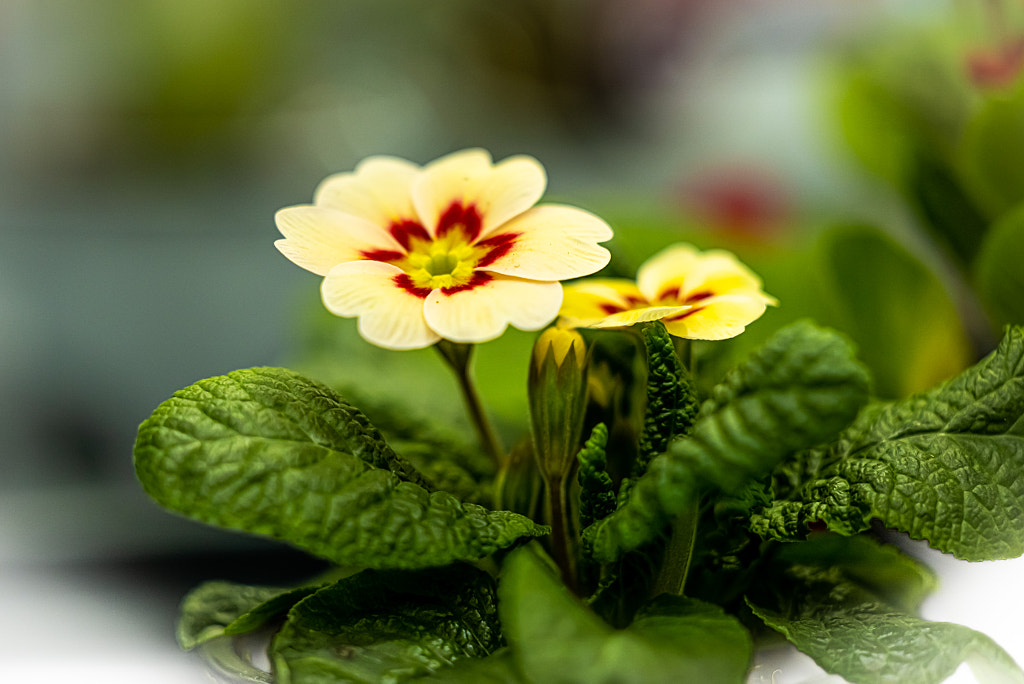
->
(0, 565, 207, 683)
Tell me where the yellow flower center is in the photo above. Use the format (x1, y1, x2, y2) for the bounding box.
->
(402, 231, 480, 290)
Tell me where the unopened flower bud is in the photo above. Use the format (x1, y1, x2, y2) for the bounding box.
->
(528, 327, 589, 483)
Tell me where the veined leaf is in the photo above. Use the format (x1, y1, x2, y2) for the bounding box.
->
(587, 322, 870, 562)
(134, 367, 547, 569)
(178, 581, 320, 650)
(500, 545, 751, 684)
(577, 423, 614, 530)
(271, 564, 501, 684)
(747, 565, 1024, 684)
(632, 321, 699, 477)
(753, 326, 1024, 561)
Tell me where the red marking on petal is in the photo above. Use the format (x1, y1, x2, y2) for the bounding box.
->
(685, 290, 714, 303)
(436, 202, 482, 242)
(393, 273, 432, 299)
(599, 303, 626, 315)
(440, 271, 492, 296)
(666, 306, 703, 322)
(389, 220, 430, 250)
(361, 249, 404, 262)
(656, 286, 681, 302)
(475, 232, 520, 268)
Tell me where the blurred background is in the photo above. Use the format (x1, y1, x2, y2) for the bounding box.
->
(2, 0, 1023, 681)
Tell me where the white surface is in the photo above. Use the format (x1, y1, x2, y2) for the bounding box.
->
(0, 565, 208, 684)
(1, 546, 1021, 683)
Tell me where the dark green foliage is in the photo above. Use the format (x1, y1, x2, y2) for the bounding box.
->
(632, 322, 699, 477)
(586, 322, 870, 562)
(577, 423, 614, 529)
(750, 326, 1024, 561)
(270, 564, 502, 684)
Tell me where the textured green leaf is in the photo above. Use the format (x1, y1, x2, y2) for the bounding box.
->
(976, 205, 1024, 329)
(577, 423, 614, 530)
(412, 649, 525, 683)
(632, 321, 699, 477)
(134, 367, 546, 569)
(771, 534, 937, 615)
(500, 545, 752, 684)
(587, 322, 870, 562)
(747, 565, 1024, 684)
(816, 224, 972, 398)
(752, 326, 1024, 561)
(177, 581, 319, 650)
(270, 564, 501, 684)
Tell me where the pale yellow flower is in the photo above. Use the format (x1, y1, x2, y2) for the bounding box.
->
(275, 149, 613, 350)
(559, 243, 776, 340)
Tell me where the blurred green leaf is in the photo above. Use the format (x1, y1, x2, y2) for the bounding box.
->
(816, 224, 971, 398)
(975, 203, 1024, 328)
(178, 581, 321, 650)
(961, 85, 1024, 217)
(908, 152, 990, 263)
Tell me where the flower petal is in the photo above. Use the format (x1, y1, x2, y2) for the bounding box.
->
(589, 305, 693, 328)
(662, 291, 773, 340)
(635, 243, 702, 301)
(559, 279, 646, 322)
(424, 276, 562, 343)
(321, 261, 440, 350)
(480, 205, 613, 281)
(313, 156, 420, 226)
(412, 149, 546, 237)
(275, 206, 404, 276)
(637, 243, 768, 303)
(679, 252, 769, 300)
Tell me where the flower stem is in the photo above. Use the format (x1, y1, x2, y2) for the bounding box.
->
(436, 340, 503, 467)
(545, 474, 579, 595)
(651, 494, 699, 597)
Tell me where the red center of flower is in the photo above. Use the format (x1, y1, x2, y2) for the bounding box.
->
(358, 201, 520, 299)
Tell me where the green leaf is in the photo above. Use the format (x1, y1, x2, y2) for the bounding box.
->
(632, 322, 699, 477)
(771, 534, 937, 614)
(270, 564, 502, 684)
(753, 326, 1024, 561)
(976, 204, 1024, 329)
(177, 581, 320, 650)
(500, 545, 752, 684)
(961, 86, 1024, 218)
(816, 224, 971, 398)
(747, 565, 1024, 684)
(577, 423, 614, 530)
(412, 650, 525, 683)
(587, 321, 870, 562)
(908, 154, 991, 264)
(134, 367, 547, 569)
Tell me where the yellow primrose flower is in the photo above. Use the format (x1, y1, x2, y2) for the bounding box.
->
(275, 149, 613, 350)
(560, 243, 776, 340)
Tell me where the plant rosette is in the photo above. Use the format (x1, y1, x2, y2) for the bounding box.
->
(134, 150, 1024, 684)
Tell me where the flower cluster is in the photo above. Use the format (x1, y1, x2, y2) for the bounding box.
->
(275, 149, 613, 350)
